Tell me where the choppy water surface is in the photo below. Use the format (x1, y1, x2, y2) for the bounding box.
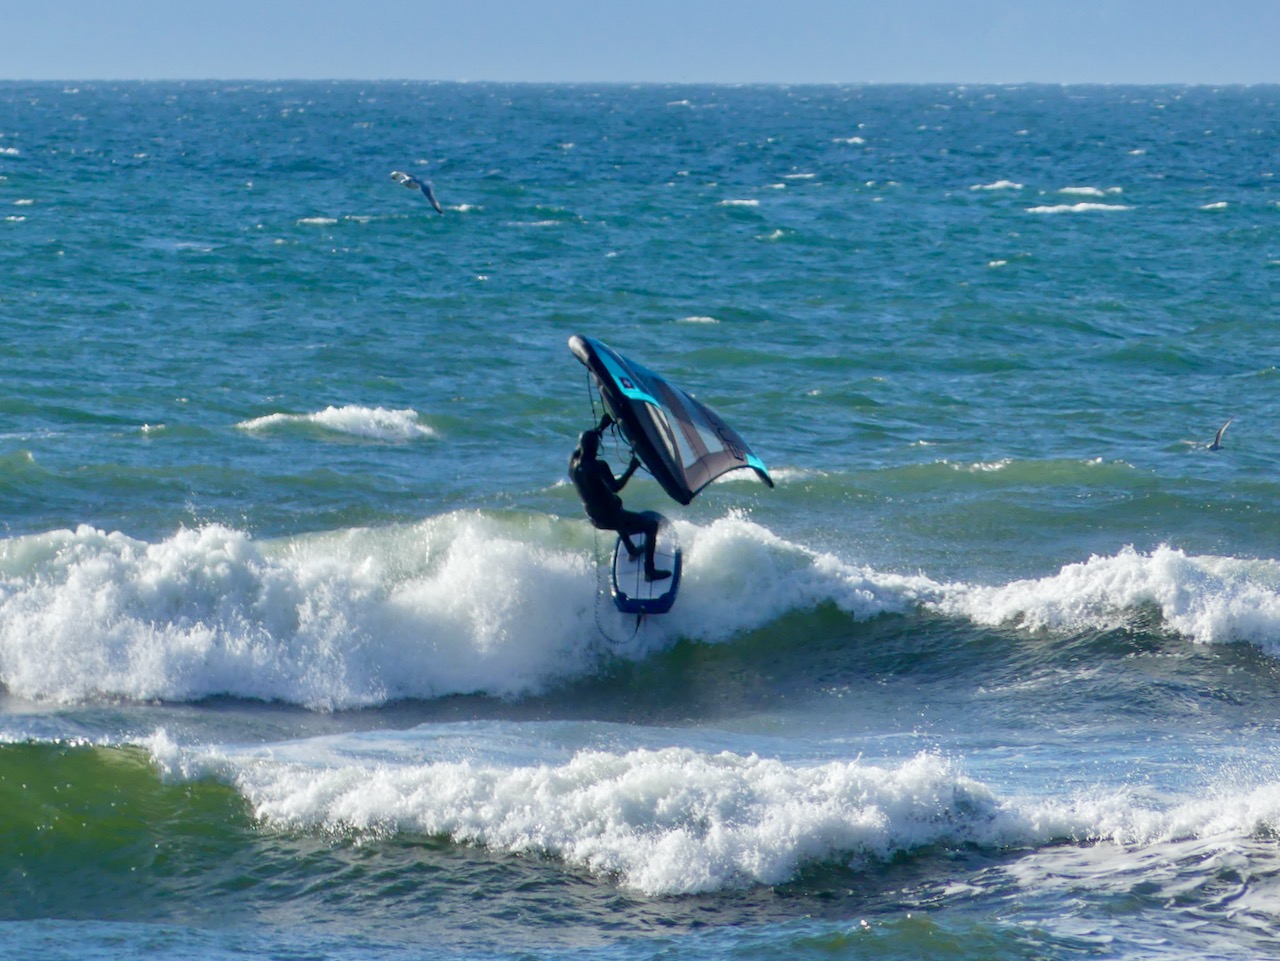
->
(3, 81, 1280, 959)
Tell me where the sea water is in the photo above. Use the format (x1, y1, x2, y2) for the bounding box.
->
(2, 81, 1280, 959)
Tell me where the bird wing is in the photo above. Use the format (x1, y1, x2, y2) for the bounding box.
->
(421, 181, 444, 214)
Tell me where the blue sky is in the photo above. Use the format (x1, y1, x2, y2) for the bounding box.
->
(4, 0, 1277, 84)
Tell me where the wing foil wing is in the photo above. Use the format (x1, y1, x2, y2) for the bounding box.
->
(569, 334, 773, 505)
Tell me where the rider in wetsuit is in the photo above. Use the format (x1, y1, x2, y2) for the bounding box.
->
(569, 413, 671, 582)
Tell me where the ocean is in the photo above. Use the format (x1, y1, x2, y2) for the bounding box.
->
(2, 80, 1280, 959)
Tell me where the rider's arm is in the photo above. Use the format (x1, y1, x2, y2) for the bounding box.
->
(614, 454, 640, 490)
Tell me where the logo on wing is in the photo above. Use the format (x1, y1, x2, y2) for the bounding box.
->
(716, 425, 745, 461)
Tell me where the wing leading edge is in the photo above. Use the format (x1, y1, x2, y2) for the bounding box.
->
(568, 334, 773, 505)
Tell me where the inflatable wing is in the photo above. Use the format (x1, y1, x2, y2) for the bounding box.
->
(569, 334, 773, 506)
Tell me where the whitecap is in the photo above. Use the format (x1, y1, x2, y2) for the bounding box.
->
(237, 405, 436, 441)
(1058, 186, 1122, 197)
(0, 514, 945, 709)
(1026, 202, 1132, 214)
(162, 739, 1021, 895)
(0, 515, 598, 708)
(932, 544, 1280, 648)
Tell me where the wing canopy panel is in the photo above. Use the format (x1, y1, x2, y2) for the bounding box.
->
(569, 334, 773, 505)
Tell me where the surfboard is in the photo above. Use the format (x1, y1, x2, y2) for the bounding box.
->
(610, 511, 683, 615)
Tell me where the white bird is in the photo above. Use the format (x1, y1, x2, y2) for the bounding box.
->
(391, 170, 443, 214)
(1209, 417, 1232, 450)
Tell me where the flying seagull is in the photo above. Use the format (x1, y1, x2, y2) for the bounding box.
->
(1209, 417, 1232, 450)
(391, 170, 443, 214)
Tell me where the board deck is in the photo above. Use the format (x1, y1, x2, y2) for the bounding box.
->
(610, 512, 682, 615)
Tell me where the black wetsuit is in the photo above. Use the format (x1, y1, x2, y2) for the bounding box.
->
(569, 431, 669, 581)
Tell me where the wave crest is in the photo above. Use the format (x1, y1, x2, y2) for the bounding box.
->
(4, 517, 1280, 710)
(933, 545, 1280, 646)
(237, 405, 436, 441)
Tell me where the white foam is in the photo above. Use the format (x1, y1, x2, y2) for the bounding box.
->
(6, 517, 1279, 710)
(1026, 203, 1132, 214)
(0, 516, 600, 708)
(947, 458, 1013, 473)
(146, 726, 1280, 895)
(0, 513, 947, 708)
(932, 545, 1280, 647)
(158, 740, 1020, 894)
(296, 217, 337, 225)
(717, 199, 759, 207)
(658, 515, 938, 646)
(971, 180, 1023, 191)
(1059, 186, 1123, 197)
(1200, 201, 1229, 210)
(237, 405, 436, 441)
(678, 315, 720, 324)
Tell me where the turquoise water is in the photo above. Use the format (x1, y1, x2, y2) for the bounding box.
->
(3, 81, 1280, 959)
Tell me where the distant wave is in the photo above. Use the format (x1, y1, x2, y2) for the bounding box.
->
(3, 517, 1280, 710)
(1026, 202, 1133, 214)
(971, 180, 1023, 191)
(237, 405, 436, 441)
(717, 199, 760, 207)
(1058, 186, 1123, 197)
